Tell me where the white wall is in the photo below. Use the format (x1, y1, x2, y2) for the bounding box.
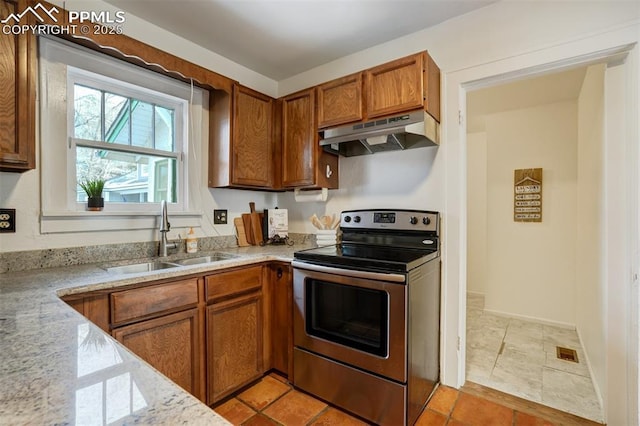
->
(466, 132, 488, 295)
(575, 64, 606, 407)
(481, 102, 578, 326)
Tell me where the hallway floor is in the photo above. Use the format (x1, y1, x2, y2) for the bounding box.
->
(214, 372, 601, 425)
(466, 293, 603, 422)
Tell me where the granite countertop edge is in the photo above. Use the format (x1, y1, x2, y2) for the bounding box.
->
(0, 243, 312, 425)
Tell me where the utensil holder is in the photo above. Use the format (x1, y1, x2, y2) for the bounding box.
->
(316, 229, 338, 246)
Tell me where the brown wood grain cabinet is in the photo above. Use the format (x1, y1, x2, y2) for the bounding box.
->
(281, 88, 339, 189)
(205, 266, 265, 404)
(0, 0, 36, 172)
(209, 84, 277, 189)
(365, 51, 440, 122)
(269, 262, 293, 379)
(317, 72, 364, 129)
(62, 293, 110, 333)
(113, 308, 204, 400)
(110, 277, 206, 402)
(62, 262, 294, 405)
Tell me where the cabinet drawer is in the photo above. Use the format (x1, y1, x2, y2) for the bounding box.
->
(206, 266, 262, 302)
(111, 278, 199, 325)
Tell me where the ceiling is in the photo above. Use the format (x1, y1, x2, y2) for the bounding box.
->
(103, 0, 494, 80)
(467, 66, 589, 133)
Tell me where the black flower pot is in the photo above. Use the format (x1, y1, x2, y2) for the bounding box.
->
(87, 196, 104, 211)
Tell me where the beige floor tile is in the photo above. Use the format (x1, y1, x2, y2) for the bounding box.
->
(465, 293, 603, 422)
(541, 367, 603, 422)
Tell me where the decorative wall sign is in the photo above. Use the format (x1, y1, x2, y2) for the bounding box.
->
(514, 168, 542, 222)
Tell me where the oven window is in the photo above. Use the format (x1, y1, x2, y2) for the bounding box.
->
(305, 279, 388, 357)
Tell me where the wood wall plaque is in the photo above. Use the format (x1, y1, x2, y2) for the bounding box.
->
(514, 168, 542, 222)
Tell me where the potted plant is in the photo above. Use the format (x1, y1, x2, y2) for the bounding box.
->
(79, 178, 105, 211)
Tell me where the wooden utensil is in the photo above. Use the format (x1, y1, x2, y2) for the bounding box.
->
(234, 217, 250, 247)
(242, 213, 254, 244)
(310, 214, 324, 230)
(321, 215, 332, 230)
(249, 202, 263, 245)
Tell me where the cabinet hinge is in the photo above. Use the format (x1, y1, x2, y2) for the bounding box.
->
(457, 336, 461, 351)
(458, 110, 463, 125)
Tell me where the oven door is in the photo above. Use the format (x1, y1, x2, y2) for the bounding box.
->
(292, 261, 407, 383)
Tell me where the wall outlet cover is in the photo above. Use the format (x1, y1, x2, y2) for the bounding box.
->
(213, 209, 228, 224)
(0, 209, 16, 233)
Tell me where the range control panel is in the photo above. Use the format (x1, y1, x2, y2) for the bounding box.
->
(341, 209, 439, 233)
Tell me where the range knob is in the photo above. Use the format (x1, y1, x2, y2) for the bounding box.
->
(423, 217, 431, 225)
(344, 216, 351, 223)
(409, 216, 418, 225)
(353, 216, 361, 223)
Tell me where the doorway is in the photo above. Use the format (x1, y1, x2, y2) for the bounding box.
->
(463, 51, 636, 424)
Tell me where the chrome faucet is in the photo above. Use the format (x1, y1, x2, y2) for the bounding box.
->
(159, 200, 178, 257)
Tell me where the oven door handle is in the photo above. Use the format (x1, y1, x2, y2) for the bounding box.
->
(291, 260, 406, 283)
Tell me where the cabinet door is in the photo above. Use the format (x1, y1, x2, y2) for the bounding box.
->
(207, 292, 263, 404)
(281, 89, 317, 187)
(365, 52, 425, 119)
(317, 73, 363, 128)
(0, 0, 35, 172)
(113, 308, 204, 401)
(281, 89, 339, 189)
(232, 85, 274, 187)
(270, 263, 293, 379)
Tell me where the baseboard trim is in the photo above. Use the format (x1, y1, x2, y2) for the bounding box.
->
(575, 328, 605, 421)
(482, 308, 575, 329)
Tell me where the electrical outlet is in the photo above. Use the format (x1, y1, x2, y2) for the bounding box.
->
(0, 209, 16, 233)
(213, 209, 228, 224)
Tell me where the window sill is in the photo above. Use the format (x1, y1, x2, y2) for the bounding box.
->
(41, 210, 203, 234)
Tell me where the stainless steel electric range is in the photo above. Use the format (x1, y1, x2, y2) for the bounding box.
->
(292, 209, 441, 426)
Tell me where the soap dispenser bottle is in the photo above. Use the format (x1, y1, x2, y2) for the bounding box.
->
(186, 227, 198, 253)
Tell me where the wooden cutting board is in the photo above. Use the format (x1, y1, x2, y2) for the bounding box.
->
(249, 202, 263, 245)
(234, 217, 250, 247)
(242, 213, 254, 245)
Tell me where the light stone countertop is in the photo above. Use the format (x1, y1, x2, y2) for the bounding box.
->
(0, 243, 311, 425)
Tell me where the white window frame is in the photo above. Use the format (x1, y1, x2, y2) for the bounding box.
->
(67, 66, 187, 212)
(39, 37, 205, 233)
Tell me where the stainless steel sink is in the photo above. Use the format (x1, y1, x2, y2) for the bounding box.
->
(106, 261, 180, 274)
(172, 253, 237, 266)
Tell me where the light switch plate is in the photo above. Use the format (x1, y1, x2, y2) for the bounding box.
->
(0, 209, 16, 233)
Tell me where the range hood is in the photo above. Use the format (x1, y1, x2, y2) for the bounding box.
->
(320, 110, 439, 157)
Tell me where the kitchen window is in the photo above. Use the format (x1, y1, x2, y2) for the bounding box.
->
(69, 68, 184, 206)
(39, 37, 205, 233)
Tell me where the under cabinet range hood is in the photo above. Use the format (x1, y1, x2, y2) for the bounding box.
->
(320, 110, 440, 157)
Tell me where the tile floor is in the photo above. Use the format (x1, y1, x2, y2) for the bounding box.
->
(214, 372, 575, 426)
(465, 293, 603, 422)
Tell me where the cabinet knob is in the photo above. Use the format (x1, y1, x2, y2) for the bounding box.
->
(277, 267, 283, 279)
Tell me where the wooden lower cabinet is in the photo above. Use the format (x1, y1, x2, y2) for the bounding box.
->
(207, 291, 263, 404)
(62, 293, 110, 333)
(269, 263, 293, 378)
(63, 262, 292, 406)
(112, 308, 204, 401)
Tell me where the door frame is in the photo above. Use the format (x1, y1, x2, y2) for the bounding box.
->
(439, 24, 639, 425)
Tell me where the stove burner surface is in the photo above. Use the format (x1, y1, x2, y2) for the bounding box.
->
(294, 243, 437, 273)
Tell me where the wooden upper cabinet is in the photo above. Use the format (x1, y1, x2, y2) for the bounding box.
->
(317, 72, 363, 128)
(209, 84, 276, 188)
(281, 88, 338, 189)
(0, 0, 35, 172)
(365, 51, 440, 122)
